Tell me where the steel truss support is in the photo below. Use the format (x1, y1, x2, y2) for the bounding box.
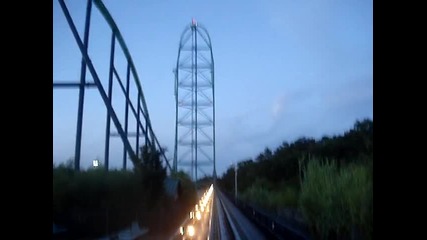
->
(54, 0, 171, 172)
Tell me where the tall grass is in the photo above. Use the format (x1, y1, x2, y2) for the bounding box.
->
(241, 178, 299, 211)
(299, 158, 372, 240)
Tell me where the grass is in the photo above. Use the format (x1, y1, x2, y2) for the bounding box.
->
(241, 178, 300, 211)
(240, 157, 373, 240)
(299, 158, 372, 240)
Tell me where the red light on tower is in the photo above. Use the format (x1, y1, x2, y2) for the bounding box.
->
(192, 18, 197, 26)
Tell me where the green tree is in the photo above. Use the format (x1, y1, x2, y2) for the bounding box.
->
(171, 170, 197, 210)
(134, 144, 167, 209)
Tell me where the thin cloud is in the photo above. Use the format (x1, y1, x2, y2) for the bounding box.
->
(272, 94, 285, 118)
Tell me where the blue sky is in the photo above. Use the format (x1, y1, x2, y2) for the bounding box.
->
(53, 0, 373, 176)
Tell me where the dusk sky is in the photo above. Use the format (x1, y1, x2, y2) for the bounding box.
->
(53, 0, 373, 176)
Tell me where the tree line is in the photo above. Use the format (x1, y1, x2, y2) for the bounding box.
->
(218, 118, 373, 240)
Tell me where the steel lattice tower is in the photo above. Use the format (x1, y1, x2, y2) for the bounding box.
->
(173, 19, 216, 181)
